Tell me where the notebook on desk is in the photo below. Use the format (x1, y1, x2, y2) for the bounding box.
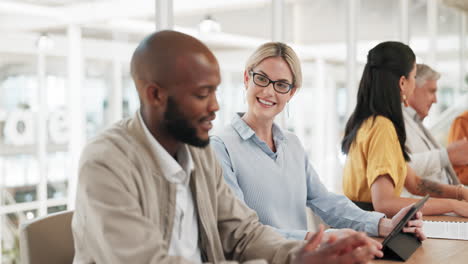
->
(423, 220, 468, 240)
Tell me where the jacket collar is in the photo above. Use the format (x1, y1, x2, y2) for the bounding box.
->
(127, 110, 156, 162)
(126, 111, 195, 183)
(403, 106, 430, 143)
(404, 105, 423, 123)
(137, 110, 194, 184)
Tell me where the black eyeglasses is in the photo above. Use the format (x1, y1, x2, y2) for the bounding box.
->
(249, 71, 294, 94)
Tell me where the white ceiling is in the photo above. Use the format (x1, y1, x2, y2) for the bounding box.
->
(0, 0, 465, 43)
(0, 0, 466, 75)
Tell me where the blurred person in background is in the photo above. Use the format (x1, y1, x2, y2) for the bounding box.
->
(341, 41, 468, 218)
(448, 110, 468, 185)
(403, 64, 468, 190)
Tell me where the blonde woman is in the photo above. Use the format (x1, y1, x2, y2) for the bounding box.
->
(211, 42, 425, 243)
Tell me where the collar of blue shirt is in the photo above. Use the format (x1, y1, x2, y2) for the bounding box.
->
(231, 112, 286, 142)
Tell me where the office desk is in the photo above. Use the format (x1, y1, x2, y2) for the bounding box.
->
(372, 215, 468, 264)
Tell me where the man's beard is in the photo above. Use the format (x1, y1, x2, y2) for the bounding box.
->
(163, 96, 211, 148)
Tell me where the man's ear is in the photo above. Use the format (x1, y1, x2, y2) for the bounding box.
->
(145, 81, 167, 107)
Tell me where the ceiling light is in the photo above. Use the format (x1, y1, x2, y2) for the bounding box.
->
(36, 33, 54, 51)
(199, 15, 221, 34)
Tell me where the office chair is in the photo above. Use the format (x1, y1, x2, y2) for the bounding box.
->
(20, 210, 74, 264)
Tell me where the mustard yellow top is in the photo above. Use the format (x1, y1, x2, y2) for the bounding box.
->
(343, 115, 407, 202)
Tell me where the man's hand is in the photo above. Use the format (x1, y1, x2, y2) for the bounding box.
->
(378, 204, 426, 240)
(295, 225, 383, 264)
(447, 139, 468, 166)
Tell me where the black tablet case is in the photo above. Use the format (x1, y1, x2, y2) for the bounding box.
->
(382, 232, 421, 261)
(380, 195, 428, 261)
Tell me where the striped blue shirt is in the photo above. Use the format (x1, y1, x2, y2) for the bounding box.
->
(211, 113, 384, 240)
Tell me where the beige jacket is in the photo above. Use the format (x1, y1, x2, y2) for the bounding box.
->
(72, 114, 302, 264)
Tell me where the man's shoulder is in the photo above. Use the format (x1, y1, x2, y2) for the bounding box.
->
(402, 108, 419, 130)
(402, 107, 412, 122)
(80, 118, 139, 163)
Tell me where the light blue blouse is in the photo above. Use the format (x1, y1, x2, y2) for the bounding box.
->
(211, 113, 384, 240)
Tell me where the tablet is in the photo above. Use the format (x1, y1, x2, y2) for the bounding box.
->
(381, 194, 429, 246)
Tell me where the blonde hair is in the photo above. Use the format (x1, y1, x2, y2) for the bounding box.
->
(416, 64, 440, 87)
(245, 42, 302, 89)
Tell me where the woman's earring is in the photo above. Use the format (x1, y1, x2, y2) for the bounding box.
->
(402, 94, 408, 107)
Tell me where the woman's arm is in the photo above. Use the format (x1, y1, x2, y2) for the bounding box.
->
(405, 165, 468, 201)
(304, 158, 384, 237)
(404, 165, 460, 199)
(370, 173, 468, 217)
